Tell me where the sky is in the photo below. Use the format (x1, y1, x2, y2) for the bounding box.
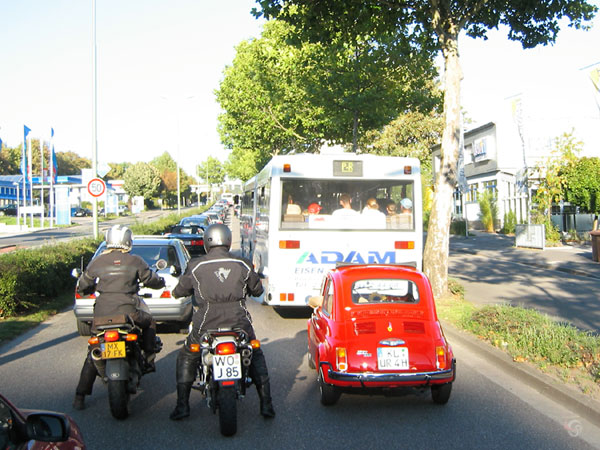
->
(1, 0, 599, 180)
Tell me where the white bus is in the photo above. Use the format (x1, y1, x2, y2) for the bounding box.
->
(240, 153, 422, 307)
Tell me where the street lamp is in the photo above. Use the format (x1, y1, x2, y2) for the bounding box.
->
(160, 95, 195, 216)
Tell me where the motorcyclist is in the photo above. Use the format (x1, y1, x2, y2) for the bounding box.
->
(169, 223, 275, 420)
(72, 224, 165, 410)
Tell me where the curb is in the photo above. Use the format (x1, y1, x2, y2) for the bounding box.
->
(442, 320, 600, 426)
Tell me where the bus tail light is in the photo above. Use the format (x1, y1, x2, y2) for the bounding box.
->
(404, 166, 412, 174)
(394, 241, 415, 249)
(336, 347, 348, 372)
(279, 240, 300, 249)
(279, 293, 295, 301)
(283, 163, 291, 172)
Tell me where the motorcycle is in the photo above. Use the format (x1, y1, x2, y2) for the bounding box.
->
(87, 313, 162, 420)
(190, 328, 259, 436)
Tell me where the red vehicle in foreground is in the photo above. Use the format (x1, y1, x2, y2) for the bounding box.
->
(307, 264, 455, 406)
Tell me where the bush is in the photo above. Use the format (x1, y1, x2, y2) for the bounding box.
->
(0, 238, 100, 317)
(501, 210, 517, 235)
(450, 219, 466, 235)
(478, 190, 498, 232)
(531, 211, 561, 245)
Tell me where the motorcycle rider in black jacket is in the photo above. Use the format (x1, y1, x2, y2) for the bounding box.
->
(72, 225, 165, 410)
(169, 223, 275, 420)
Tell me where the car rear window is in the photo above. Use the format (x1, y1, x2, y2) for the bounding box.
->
(131, 245, 178, 268)
(351, 278, 419, 304)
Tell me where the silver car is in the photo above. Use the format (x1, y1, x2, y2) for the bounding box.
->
(73, 236, 194, 336)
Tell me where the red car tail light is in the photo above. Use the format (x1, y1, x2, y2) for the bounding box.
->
(279, 240, 300, 249)
(436, 346, 447, 370)
(336, 347, 348, 372)
(394, 241, 415, 250)
(354, 321, 376, 335)
(191, 240, 203, 246)
(160, 290, 172, 298)
(404, 321, 425, 334)
(216, 342, 236, 355)
(104, 330, 120, 342)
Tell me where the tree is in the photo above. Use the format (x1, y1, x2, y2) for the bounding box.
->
(0, 145, 21, 175)
(197, 157, 225, 187)
(55, 151, 91, 175)
(564, 156, 600, 228)
(122, 162, 162, 203)
(105, 162, 130, 180)
(217, 17, 439, 175)
(254, 0, 597, 297)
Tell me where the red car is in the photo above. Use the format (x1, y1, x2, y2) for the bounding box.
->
(307, 264, 455, 406)
(0, 393, 87, 449)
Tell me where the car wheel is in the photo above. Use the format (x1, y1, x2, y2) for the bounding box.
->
(431, 382, 452, 405)
(318, 367, 341, 406)
(77, 320, 92, 336)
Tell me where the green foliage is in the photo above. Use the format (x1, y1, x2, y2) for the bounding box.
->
(531, 211, 562, 245)
(478, 190, 498, 232)
(105, 162, 129, 180)
(0, 238, 99, 317)
(450, 219, 466, 235)
(55, 151, 91, 175)
(465, 305, 600, 378)
(564, 157, 600, 214)
(197, 157, 225, 187)
(501, 210, 517, 235)
(0, 145, 21, 175)
(129, 212, 183, 236)
(123, 162, 162, 200)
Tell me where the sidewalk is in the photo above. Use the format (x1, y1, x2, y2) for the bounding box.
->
(450, 230, 599, 280)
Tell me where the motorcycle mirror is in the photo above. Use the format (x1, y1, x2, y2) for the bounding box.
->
(156, 259, 168, 271)
(71, 268, 82, 278)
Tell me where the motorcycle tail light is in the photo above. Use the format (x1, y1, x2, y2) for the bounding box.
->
(125, 334, 138, 342)
(104, 330, 120, 342)
(216, 342, 236, 355)
(160, 290, 172, 298)
(436, 346, 447, 370)
(88, 336, 99, 345)
(221, 380, 236, 386)
(75, 292, 96, 299)
(336, 347, 348, 372)
(250, 339, 260, 349)
(189, 343, 200, 353)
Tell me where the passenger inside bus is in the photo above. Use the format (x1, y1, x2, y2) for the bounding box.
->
(331, 194, 359, 218)
(361, 197, 386, 228)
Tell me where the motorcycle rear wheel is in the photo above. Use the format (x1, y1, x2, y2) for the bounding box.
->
(217, 386, 237, 436)
(108, 380, 129, 420)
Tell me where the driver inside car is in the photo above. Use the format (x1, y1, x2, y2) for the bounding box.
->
(72, 225, 166, 410)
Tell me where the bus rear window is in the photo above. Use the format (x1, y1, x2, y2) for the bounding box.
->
(280, 179, 415, 231)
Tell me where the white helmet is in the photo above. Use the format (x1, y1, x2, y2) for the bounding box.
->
(105, 224, 133, 252)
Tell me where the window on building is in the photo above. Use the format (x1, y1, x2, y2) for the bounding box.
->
(453, 190, 462, 215)
(465, 183, 478, 203)
(464, 144, 473, 165)
(483, 180, 497, 197)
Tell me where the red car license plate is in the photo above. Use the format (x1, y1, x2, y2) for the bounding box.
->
(377, 347, 409, 370)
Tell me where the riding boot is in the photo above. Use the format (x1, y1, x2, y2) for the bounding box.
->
(169, 382, 192, 420)
(72, 394, 85, 411)
(143, 352, 156, 374)
(256, 379, 276, 418)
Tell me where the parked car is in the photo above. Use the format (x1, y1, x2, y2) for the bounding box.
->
(164, 225, 205, 256)
(307, 264, 456, 406)
(73, 237, 194, 335)
(204, 212, 223, 225)
(0, 392, 87, 449)
(0, 204, 18, 216)
(72, 207, 92, 217)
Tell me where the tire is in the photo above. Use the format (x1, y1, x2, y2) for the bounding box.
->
(431, 382, 452, 405)
(217, 386, 237, 437)
(77, 320, 92, 336)
(108, 380, 129, 420)
(318, 367, 340, 406)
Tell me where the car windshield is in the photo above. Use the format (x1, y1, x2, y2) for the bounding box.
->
(97, 242, 179, 269)
(351, 278, 419, 304)
(171, 225, 202, 235)
(180, 216, 209, 227)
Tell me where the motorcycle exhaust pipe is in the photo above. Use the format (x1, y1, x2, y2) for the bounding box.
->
(241, 349, 252, 358)
(242, 357, 252, 367)
(91, 347, 103, 361)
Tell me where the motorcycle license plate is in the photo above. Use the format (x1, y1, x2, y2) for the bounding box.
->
(101, 341, 126, 359)
(212, 353, 242, 380)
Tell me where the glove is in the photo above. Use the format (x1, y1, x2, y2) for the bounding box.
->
(157, 277, 166, 289)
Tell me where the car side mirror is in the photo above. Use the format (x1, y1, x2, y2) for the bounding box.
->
(308, 295, 323, 309)
(26, 413, 70, 442)
(71, 268, 81, 278)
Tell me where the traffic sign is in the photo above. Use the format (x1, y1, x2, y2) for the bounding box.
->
(87, 178, 106, 197)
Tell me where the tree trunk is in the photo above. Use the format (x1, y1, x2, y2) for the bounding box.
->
(423, 33, 462, 298)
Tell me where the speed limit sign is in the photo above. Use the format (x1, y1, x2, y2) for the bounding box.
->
(87, 178, 106, 197)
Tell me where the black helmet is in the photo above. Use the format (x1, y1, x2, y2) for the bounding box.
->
(105, 224, 133, 252)
(204, 224, 231, 253)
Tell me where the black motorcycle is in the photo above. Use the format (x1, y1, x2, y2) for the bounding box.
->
(191, 328, 257, 436)
(87, 314, 162, 420)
